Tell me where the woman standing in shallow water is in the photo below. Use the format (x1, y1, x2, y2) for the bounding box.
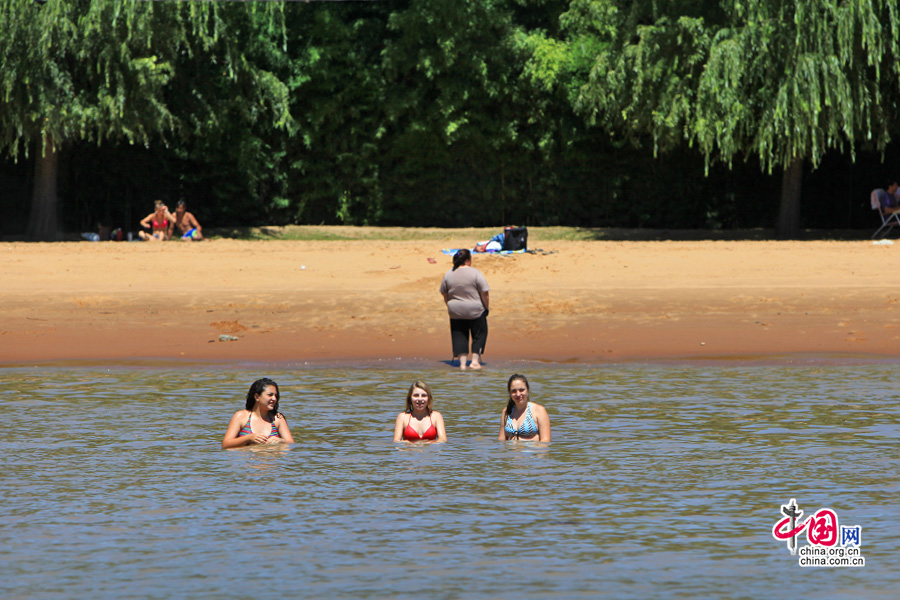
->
(499, 373, 550, 441)
(440, 249, 490, 370)
(393, 381, 447, 442)
(222, 378, 295, 448)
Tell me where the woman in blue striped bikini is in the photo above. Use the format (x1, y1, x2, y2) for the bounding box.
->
(498, 374, 551, 442)
(222, 378, 295, 448)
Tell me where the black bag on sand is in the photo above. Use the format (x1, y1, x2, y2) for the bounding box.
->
(503, 226, 528, 251)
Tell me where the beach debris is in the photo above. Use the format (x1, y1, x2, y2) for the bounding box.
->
(873, 239, 894, 245)
(390, 265, 400, 269)
(301, 265, 306, 270)
(427, 257, 437, 264)
(218, 334, 239, 342)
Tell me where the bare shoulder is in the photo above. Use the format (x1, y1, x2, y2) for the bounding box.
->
(430, 410, 444, 420)
(530, 402, 549, 416)
(227, 409, 249, 426)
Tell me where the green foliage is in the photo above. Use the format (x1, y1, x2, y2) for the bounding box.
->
(278, 1, 388, 225)
(2, 0, 195, 157)
(0, 0, 292, 236)
(565, 0, 900, 172)
(165, 3, 295, 225)
(0, 0, 292, 157)
(4, 0, 899, 236)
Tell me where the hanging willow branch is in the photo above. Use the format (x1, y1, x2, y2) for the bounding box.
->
(567, 0, 900, 172)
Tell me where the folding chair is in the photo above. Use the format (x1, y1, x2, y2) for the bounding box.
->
(870, 189, 900, 239)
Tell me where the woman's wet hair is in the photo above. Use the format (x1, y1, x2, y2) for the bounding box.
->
(452, 249, 471, 271)
(245, 377, 281, 419)
(505, 373, 530, 416)
(405, 380, 434, 414)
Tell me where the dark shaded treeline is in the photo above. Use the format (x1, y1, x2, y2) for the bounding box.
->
(1, 0, 896, 237)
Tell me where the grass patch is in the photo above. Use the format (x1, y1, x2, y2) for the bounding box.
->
(204, 225, 872, 242)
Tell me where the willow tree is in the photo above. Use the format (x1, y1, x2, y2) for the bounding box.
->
(0, 0, 289, 240)
(564, 0, 900, 238)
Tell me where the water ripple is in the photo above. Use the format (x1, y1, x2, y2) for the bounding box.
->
(1, 364, 896, 599)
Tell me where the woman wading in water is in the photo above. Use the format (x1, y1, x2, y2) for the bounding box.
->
(439, 249, 490, 370)
(222, 378, 295, 448)
(498, 374, 550, 441)
(393, 380, 447, 443)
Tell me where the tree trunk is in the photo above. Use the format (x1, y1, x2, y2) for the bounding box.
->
(26, 138, 59, 241)
(775, 157, 803, 240)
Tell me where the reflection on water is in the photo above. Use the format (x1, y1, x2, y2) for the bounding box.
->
(1, 361, 897, 599)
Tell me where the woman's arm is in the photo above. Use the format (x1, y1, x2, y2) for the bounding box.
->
(163, 209, 177, 240)
(431, 411, 447, 442)
(533, 403, 551, 442)
(221, 411, 265, 449)
(393, 413, 407, 442)
(139, 213, 153, 229)
(274, 413, 294, 443)
(480, 291, 489, 312)
(498, 408, 508, 441)
(440, 276, 450, 305)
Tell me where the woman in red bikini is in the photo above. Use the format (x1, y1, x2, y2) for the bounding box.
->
(222, 378, 295, 448)
(393, 380, 447, 443)
(138, 200, 176, 241)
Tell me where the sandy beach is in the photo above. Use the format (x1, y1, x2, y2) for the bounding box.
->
(2, 231, 899, 364)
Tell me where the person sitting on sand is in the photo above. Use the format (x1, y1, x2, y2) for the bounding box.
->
(498, 373, 550, 441)
(170, 200, 204, 241)
(222, 378, 295, 448)
(393, 380, 447, 442)
(138, 200, 176, 241)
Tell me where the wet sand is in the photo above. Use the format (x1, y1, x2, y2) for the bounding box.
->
(2, 235, 900, 364)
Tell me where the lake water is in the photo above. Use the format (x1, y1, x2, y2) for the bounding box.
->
(1, 360, 897, 599)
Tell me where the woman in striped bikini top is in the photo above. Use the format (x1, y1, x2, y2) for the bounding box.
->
(222, 378, 295, 449)
(499, 373, 551, 441)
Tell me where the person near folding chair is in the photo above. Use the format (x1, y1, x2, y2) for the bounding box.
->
(876, 182, 900, 212)
(870, 181, 900, 238)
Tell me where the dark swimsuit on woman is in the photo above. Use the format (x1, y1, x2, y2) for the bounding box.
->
(403, 414, 437, 441)
(237, 412, 280, 439)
